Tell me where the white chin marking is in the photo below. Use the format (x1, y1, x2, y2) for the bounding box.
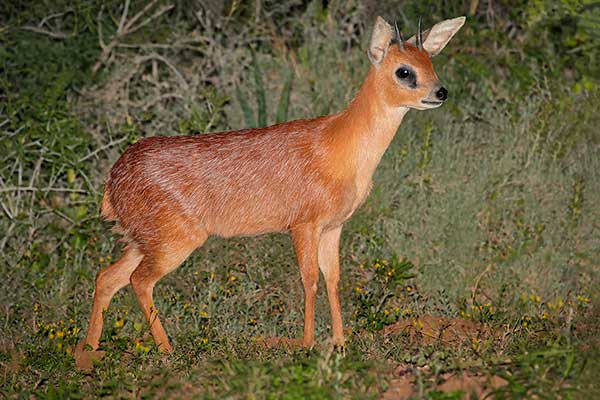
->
(419, 102, 442, 110)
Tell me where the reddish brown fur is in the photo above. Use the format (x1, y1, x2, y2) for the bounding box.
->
(76, 16, 464, 369)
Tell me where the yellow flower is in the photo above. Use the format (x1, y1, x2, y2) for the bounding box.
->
(412, 318, 423, 330)
(576, 295, 590, 304)
(199, 311, 209, 318)
(530, 294, 541, 303)
(114, 319, 125, 328)
(56, 331, 65, 339)
(136, 342, 150, 353)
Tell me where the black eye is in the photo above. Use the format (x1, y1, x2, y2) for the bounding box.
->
(396, 67, 410, 79)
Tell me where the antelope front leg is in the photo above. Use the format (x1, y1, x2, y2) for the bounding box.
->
(317, 226, 344, 347)
(291, 223, 321, 347)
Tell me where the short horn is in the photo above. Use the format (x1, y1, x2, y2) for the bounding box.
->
(394, 20, 405, 50)
(416, 16, 423, 50)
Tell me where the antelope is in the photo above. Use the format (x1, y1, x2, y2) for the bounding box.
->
(75, 15, 465, 369)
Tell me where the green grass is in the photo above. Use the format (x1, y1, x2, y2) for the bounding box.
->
(1, 1, 600, 398)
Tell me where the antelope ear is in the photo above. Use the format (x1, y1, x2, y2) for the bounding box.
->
(408, 16, 465, 56)
(368, 16, 393, 66)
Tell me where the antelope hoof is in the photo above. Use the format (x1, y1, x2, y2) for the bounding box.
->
(158, 343, 173, 354)
(74, 342, 105, 371)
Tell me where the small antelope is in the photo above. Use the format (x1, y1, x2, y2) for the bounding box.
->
(76, 15, 465, 368)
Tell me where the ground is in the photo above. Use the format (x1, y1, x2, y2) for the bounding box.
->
(1, 1, 599, 398)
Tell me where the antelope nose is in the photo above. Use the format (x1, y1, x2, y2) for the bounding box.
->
(436, 87, 448, 101)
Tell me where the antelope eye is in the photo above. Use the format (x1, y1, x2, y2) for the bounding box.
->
(396, 67, 410, 79)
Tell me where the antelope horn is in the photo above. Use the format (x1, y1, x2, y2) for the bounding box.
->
(416, 16, 423, 50)
(394, 20, 405, 50)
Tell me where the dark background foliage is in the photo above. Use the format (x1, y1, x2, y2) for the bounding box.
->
(1, 1, 599, 398)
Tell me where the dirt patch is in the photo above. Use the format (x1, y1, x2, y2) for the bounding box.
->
(381, 316, 507, 398)
(383, 316, 497, 346)
(383, 364, 507, 399)
(261, 337, 306, 351)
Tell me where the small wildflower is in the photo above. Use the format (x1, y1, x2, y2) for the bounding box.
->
(529, 293, 541, 303)
(135, 340, 151, 353)
(576, 295, 590, 304)
(412, 318, 423, 330)
(114, 319, 125, 328)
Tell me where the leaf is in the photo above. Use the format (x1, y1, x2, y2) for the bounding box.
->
(235, 86, 256, 128)
(251, 49, 267, 127)
(276, 69, 293, 123)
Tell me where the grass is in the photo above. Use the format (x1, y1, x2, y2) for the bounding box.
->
(1, 1, 600, 398)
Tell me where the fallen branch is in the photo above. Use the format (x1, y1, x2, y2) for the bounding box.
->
(21, 26, 73, 39)
(92, 1, 175, 76)
(78, 135, 129, 162)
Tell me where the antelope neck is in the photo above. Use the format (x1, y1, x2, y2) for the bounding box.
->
(327, 67, 409, 177)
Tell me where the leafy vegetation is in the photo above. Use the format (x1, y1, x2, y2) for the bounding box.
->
(1, 0, 599, 398)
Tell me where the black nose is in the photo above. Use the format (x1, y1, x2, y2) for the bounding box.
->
(436, 87, 448, 101)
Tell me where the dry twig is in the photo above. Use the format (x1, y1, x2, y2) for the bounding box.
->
(92, 0, 175, 76)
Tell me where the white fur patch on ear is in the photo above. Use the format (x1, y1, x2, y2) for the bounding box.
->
(368, 16, 393, 66)
(408, 16, 466, 57)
